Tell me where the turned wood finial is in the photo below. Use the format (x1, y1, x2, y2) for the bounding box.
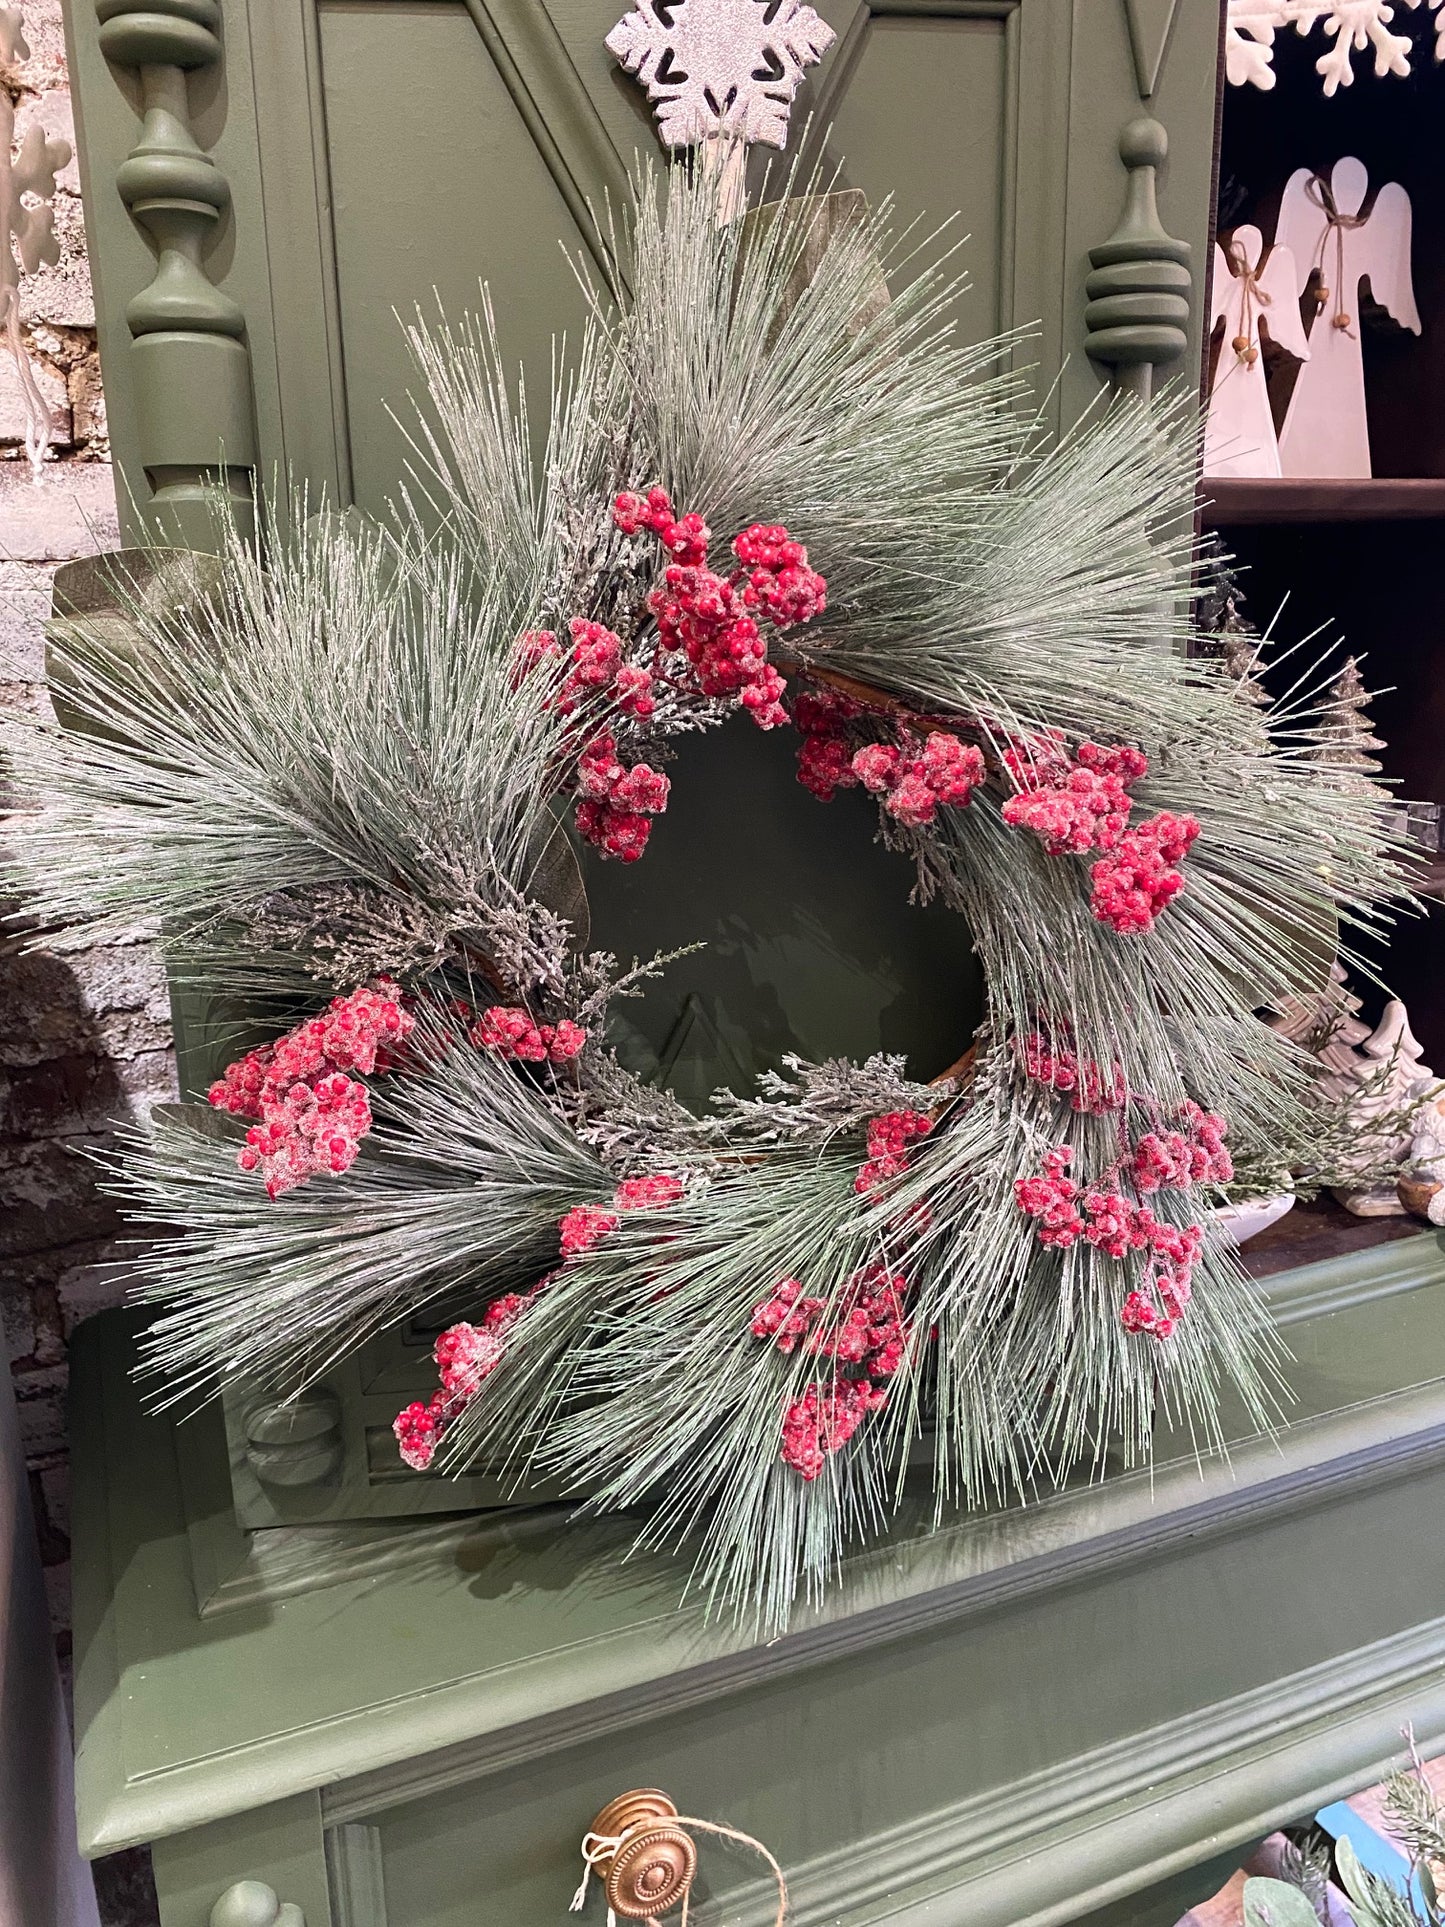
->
(95, 0, 256, 545)
(209, 1878, 305, 1927)
(1083, 116, 1193, 401)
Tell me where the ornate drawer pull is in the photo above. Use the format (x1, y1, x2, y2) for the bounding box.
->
(571, 1788, 787, 1926)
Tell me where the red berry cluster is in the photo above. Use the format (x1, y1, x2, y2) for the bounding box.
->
(1001, 734, 1200, 936)
(851, 732, 986, 829)
(753, 1266, 910, 1480)
(1131, 1101, 1233, 1192)
(792, 687, 864, 800)
(1015, 1122, 1223, 1340)
(855, 1109, 932, 1195)
(1001, 736, 1146, 854)
(208, 983, 414, 1198)
(574, 728, 672, 863)
(614, 487, 826, 731)
(555, 618, 656, 721)
(510, 627, 562, 687)
(614, 1172, 688, 1210)
(780, 1378, 888, 1482)
(392, 1291, 533, 1472)
(749, 1276, 823, 1352)
(793, 687, 986, 830)
(557, 1170, 687, 1261)
(1020, 1033, 1128, 1113)
(1089, 812, 1200, 935)
(1120, 1222, 1201, 1339)
(472, 1005, 587, 1065)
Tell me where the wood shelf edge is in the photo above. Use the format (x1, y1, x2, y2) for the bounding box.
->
(1200, 478, 1445, 525)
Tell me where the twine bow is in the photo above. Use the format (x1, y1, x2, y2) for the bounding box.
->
(1305, 173, 1367, 337)
(570, 1817, 788, 1927)
(1226, 234, 1274, 361)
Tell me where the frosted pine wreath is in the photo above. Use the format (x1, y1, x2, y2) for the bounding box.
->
(9, 165, 1402, 1625)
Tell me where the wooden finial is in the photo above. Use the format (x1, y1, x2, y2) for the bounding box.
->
(1084, 116, 1192, 400)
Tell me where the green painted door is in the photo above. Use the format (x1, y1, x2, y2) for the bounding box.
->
(63, 1, 1224, 1098)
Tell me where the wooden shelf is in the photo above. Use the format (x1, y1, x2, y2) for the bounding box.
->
(1200, 478, 1445, 525)
(1239, 1192, 1427, 1280)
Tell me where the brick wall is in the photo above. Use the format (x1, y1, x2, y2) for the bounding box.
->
(3, 11, 172, 1920)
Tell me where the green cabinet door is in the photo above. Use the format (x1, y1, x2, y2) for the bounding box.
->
(61, 0, 1227, 1099)
(66, 0, 1224, 542)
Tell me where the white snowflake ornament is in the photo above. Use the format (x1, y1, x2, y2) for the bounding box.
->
(606, 0, 835, 151)
(1225, 0, 1445, 90)
(1225, 0, 1291, 87)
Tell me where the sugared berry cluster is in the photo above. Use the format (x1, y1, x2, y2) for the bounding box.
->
(392, 1291, 533, 1471)
(1131, 1101, 1232, 1192)
(1001, 735, 1199, 935)
(854, 1109, 932, 1195)
(793, 684, 985, 829)
(472, 1005, 587, 1065)
(557, 1170, 687, 1261)
(1014, 1101, 1229, 1340)
(614, 487, 826, 732)
(208, 983, 413, 1198)
(753, 1265, 910, 1480)
(574, 728, 671, 863)
(1089, 811, 1200, 935)
(1020, 1032, 1128, 1113)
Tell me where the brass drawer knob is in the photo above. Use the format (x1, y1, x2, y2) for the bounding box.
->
(607, 1822, 698, 1918)
(575, 1790, 698, 1922)
(572, 1788, 786, 1926)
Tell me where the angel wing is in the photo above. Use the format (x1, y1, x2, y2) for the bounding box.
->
(1255, 243, 1312, 360)
(1273, 167, 1326, 298)
(1356, 181, 1422, 334)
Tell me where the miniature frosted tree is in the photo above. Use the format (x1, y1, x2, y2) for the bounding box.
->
(1197, 552, 1271, 708)
(1331, 998, 1436, 1213)
(1312, 655, 1388, 816)
(1268, 959, 1366, 1070)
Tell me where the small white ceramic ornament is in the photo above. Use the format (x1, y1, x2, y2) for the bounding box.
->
(1214, 1191, 1296, 1245)
(1276, 157, 1421, 479)
(1205, 226, 1311, 478)
(1399, 1094, 1445, 1223)
(1330, 997, 1435, 1215)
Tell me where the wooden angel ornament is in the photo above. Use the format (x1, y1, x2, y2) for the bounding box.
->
(1276, 157, 1422, 478)
(1204, 225, 1311, 477)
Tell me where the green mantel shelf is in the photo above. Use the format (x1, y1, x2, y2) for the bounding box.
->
(72, 1235, 1445, 1927)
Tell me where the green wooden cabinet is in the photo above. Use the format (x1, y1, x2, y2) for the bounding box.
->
(65, 0, 1221, 547)
(72, 1236, 1445, 1926)
(60, 0, 1224, 1108)
(65, 4, 1439, 1924)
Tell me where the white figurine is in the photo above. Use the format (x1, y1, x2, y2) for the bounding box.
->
(1205, 225, 1311, 478)
(1331, 998, 1435, 1215)
(1401, 1096, 1445, 1225)
(1276, 157, 1421, 479)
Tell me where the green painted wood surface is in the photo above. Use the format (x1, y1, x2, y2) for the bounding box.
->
(59, 0, 1226, 1109)
(71, 1229, 1445, 1924)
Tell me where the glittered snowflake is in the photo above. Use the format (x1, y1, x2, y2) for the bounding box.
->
(1226, 0, 1445, 92)
(606, 0, 835, 149)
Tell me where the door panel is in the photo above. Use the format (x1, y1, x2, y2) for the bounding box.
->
(319, 1, 597, 515)
(815, 6, 1011, 336)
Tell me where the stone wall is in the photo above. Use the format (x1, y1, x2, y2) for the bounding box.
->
(3, 12, 173, 1918)
(2, 0, 174, 1762)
